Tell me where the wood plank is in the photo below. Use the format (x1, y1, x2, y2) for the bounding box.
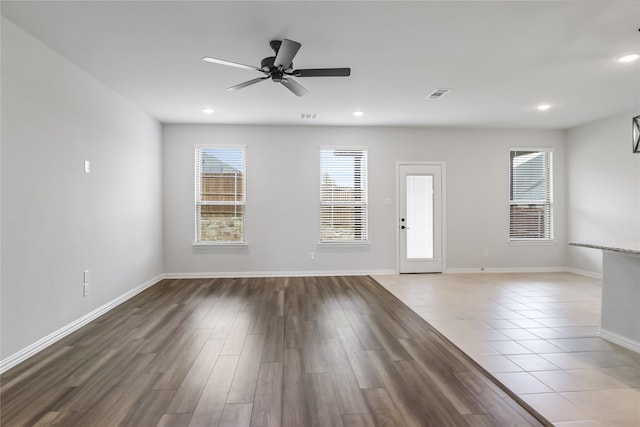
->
(56, 344, 153, 413)
(284, 313, 302, 349)
(366, 350, 425, 427)
(342, 412, 377, 427)
(147, 328, 209, 374)
(227, 333, 266, 403)
(119, 389, 176, 427)
(219, 403, 253, 427)
(188, 355, 239, 427)
(364, 314, 412, 361)
(72, 371, 159, 426)
(250, 362, 283, 427)
(0, 345, 74, 395)
(211, 300, 242, 340)
(221, 311, 252, 355)
(58, 349, 119, 387)
(363, 388, 403, 427)
(157, 413, 192, 427)
(336, 328, 381, 390)
(394, 358, 468, 426)
(399, 337, 477, 416)
(166, 338, 224, 413)
(248, 286, 271, 335)
(33, 410, 83, 426)
(303, 373, 344, 427)
(260, 314, 284, 363)
(302, 319, 329, 374)
(322, 337, 369, 415)
(282, 348, 307, 427)
(343, 309, 383, 351)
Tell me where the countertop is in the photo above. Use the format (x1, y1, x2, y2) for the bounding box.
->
(569, 241, 640, 255)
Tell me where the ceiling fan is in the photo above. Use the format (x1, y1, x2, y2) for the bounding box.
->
(202, 39, 350, 97)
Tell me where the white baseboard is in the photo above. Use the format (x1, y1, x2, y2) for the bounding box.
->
(599, 328, 640, 354)
(163, 269, 397, 279)
(444, 266, 569, 274)
(564, 267, 602, 280)
(0, 274, 164, 374)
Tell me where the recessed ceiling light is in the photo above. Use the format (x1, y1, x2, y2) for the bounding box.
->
(537, 104, 552, 111)
(201, 106, 215, 114)
(618, 53, 639, 63)
(353, 111, 364, 117)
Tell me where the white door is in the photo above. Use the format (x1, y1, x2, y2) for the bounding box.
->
(398, 163, 443, 273)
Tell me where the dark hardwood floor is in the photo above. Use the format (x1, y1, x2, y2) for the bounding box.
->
(1, 276, 547, 426)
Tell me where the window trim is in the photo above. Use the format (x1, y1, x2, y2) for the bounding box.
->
(194, 144, 246, 245)
(508, 148, 554, 242)
(319, 146, 369, 244)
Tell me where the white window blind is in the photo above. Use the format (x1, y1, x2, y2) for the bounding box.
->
(195, 146, 245, 243)
(509, 150, 553, 240)
(320, 147, 368, 243)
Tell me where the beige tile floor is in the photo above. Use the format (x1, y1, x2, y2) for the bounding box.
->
(372, 272, 640, 427)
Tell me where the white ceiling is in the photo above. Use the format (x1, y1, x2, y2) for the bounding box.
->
(2, 1, 639, 129)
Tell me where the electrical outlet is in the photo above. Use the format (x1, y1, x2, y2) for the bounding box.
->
(309, 251, 315, 260)
(83, 283, 89, 297)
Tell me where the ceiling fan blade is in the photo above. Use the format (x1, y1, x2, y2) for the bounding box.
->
(226, 77, 269, 91)
(280, 78, 309, 97)
(292, 68, 351, 77)
(203, 57, 260, 71)
(274, 39, 301, 69)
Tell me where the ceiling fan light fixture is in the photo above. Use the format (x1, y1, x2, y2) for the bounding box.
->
(618, 53, 639, 63)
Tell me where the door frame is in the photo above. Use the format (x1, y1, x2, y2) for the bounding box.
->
(395, 161, 446, 274)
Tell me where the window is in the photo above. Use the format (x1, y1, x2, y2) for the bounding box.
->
(509, 150, 553, 240)
(195, 146, 245, 244)
(320, 147, 368, 243)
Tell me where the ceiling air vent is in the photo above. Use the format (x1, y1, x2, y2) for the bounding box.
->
(300, 113, 318, 119)
(426, 88, 450, 100)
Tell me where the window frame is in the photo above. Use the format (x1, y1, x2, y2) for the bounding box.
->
(508, 148, 554, 243)
(194, 144, 247, 246)
(319, 146, 369, 245)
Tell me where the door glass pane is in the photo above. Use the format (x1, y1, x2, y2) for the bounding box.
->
(406, 175, 433, 259)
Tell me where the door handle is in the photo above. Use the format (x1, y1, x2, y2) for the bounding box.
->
(401, 225, 410, 230)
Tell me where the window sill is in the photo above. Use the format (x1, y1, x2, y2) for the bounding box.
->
(318, 241, 370, 246)
(509, 240, 556, 246)
(193, 241, 248, 247)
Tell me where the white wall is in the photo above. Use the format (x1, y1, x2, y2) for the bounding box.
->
(566, 111, 640, 275)
(1, 18, 164, 360)
(163, 124, 566, 275)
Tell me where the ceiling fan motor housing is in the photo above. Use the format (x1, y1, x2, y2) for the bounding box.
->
(261, 56, 289, 82)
